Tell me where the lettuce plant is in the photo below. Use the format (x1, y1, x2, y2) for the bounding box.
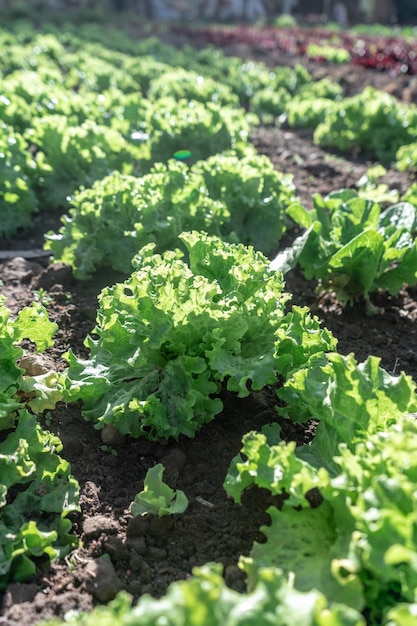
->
(25, 114, 141, 209)
(147, 67, 239, 107)
(62, 232, 334, 440)
(283, 190, 417, 306)
(396, 141, 417, 173)
(45, 152, 295, 278)
(0, 410, 80, 590)
(140, 97, 253, 169)
(130, 463, 188, 518)
(192, 152, 296, 253)
(285, 79, 343, 129)
(225, 352, 417, 624)
(306, 43, 351, 63)
(313, 87, 417, 162)
(44, 163, 226, 278)
(0, 296, 58, 427)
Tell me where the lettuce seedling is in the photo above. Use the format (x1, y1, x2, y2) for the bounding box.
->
(130, 464, 188, 518)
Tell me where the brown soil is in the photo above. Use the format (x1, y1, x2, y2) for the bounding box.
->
(1, 23, 417, 626)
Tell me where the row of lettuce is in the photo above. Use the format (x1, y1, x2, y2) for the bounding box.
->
(3, 22, 417, 242)
(1, 21, 417, 626)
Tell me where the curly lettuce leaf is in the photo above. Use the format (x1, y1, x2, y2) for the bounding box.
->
(279, 352, 417, 466)
(225, 381, 417, 623)
(0, 298, 59, 428)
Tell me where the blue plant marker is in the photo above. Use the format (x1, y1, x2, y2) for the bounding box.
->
(173, 150, 192, 160)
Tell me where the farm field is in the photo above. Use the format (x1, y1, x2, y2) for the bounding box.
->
(2, 18, 417, 626)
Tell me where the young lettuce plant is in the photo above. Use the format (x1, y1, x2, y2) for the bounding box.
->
(0, 295, 60, 426)
(25, 114, 141, 209)
(313, 87, 417, 162)
(139, 97, 253, 170)
(62, 232, 335, 440)
(130, 463, 188, 518)
(278, 190, 417, 307)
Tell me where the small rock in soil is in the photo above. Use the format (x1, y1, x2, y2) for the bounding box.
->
(1, 257, 43, 283)
(224, 565, 246, 592)
(1, 583, 38, 608)
(19, 353, 56, 376)
(82, 514, 120, 538)
(104, 536, 130, 562)
(31, 262, 73, 290)
(101, 423, 126, 446)
(83, 555, 123, 602)
(126, 514, 150, 537)
(148, 515, 175, 538)
(147, 546, 167, 561)
(158, 447, 187, 485)
(126, 535, 147, 556)
(129, 554, 150, 582)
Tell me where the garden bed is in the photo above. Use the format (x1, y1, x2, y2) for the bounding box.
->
(1, 20, 417, 626)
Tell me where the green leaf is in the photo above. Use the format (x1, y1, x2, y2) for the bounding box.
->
(130, 463, 188, 517)
(242, 504, 363, 610)
(0, 411, 79, 589)
(327, 230, 385, 304)
(14, 303, 57, 351)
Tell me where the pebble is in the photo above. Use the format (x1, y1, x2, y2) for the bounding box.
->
(104, 536, 129, 562)
(2, 583, 38, 608)
(82, 514, 120, 538)
(147, 546, 167, 561)
(31, 262, 73, 290)
(148, 515, 175, 538)
(18, 353, 55, 376)
(83, 555, 123, 602)
(126, 514, 150, 537)
(1, 257, 42, 283)
(101, 423, 126, 446)
(126, 535, 147, 555)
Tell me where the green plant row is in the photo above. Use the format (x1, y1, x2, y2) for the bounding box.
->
(0, 296, 79, 590)
(0, 24, 318, 237)
(2, 20, 417, 626)
(2, 22, 417, 243)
